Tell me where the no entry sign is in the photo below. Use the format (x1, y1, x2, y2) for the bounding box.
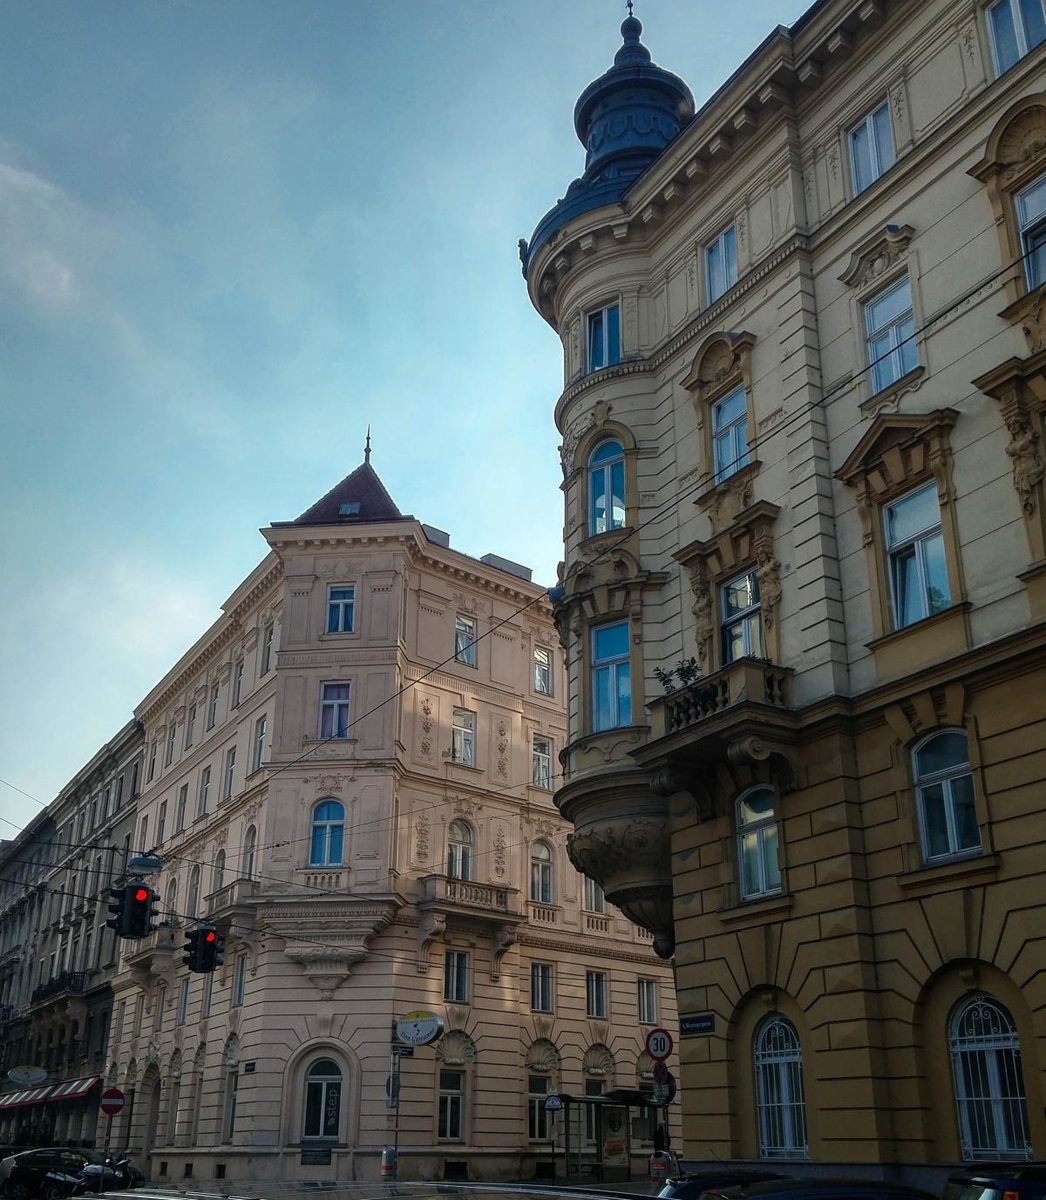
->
(99, 1087, 125, 1115)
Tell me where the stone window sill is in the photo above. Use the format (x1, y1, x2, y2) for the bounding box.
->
(897, 851, 999, 895)
(718, 890, 793, 926)
(860, 364, 926, 415)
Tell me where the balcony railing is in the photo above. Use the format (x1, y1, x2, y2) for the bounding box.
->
(205, 877, 258, 918)
(420, 874, 520, 917)
(653, 658, 792, 737)
(528, 902, 558, 926)
(31, 970, 85, 1006)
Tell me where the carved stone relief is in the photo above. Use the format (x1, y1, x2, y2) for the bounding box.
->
(414, 813, 430, 864)
(493, 827, 507, 878)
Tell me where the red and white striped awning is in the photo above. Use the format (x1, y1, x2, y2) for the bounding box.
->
(49, 1076, 100, 1102)
(0, 1085, 55, 1109)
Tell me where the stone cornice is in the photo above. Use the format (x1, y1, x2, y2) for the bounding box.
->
(516, 932, 666, 966)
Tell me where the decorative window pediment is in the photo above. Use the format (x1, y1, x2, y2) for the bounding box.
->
(682, 329, 755, 404)
(839, 223, 915, 290)
(835, 409, 958, 501)
(682, 330, 759, 494)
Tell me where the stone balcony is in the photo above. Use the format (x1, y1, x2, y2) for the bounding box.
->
(418, 874, 522, 922)
(122, 923, 180, 984)
(648, 657, 793, 740)
(205, 876, 259, 925)
(30, 970, 85, 1008)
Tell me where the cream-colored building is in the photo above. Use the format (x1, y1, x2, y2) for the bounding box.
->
(524, 0, 1046, 1180)
(103, 453, 677, 1184)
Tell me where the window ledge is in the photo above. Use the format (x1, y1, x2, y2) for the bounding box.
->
(318, 631, 358, 641)
(718, 891, 793, 926)
(693, 459, 762, 513)
(866, 601, 971, 679)
(897, 851, 1000, 894)
(860, 364, 926, 415)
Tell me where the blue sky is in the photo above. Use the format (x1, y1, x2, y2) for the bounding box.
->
(1, 1, 808, 836)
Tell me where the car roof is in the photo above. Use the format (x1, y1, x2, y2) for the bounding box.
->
(741, 1181, 936, 1198)
(949, 1167, 1046, 1183)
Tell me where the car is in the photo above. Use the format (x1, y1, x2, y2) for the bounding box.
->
(701, 1179, 937, 1200)
(659, 1170, 788, 1200)
(942, 1165, 1046, 1200)
(0, 1147, 102, 1200)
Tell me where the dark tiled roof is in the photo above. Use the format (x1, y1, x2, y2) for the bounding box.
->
(288, 461, 406, 526)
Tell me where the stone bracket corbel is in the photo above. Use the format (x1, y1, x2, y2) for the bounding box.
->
(417, 911, 446, 972)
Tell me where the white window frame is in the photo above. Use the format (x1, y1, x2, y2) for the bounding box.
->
(531, 962, 554, 1013)
(638, 978, 657, 1025)
(454, 615, 477, 667)
(587, 301, 621, 372)
(444, 949, 469, 1003)
(711, 385, 750, 483)
(185, 703, 197, 750)
(754, 1014, 808, 1158)
(721, 569, 763, 664)
(591, 621, 632, 732)
(586, 969, 608, 1018)
(319, 682, 351, 740)
(147, 741, 157, 782)
(326, 585, 356, 634)
(303, 1059, 342, 1140)
(206, 682, 219, 730)
(197, 765, 211, 818)
(310, 800, 345, 867)
(533, 645, 553, 695)
(706, 225, 738, 304)
(583, 875, 606, 914)
(1016, 174, 1046, 290)
(157, 800, 167, 846)
(253, 715, 267, 772)
(884, 482, 950, 629)
(177, 978, 189, 1024)
(737, 786, 782, 900)
(451, 709, 476, 766)
(865, 276, 918, 394)
(588, 439, 626, 535)
(848, 100, 895, 195)
(532, 735, 553, 790)
(260, 622, 274, 675)
(231, 659, 244, 708)
(530, 841, 553, 903)
(243, 825, 257, 879)
(987, 0, 1046, 77)
(913, 730, 981, 862)
(447, 819, 473, 881)
(223, 745, 236, 801)
(176, 784, 188, 833)
(437, 1068, 465, 1141)
(164, 724, 176, 767)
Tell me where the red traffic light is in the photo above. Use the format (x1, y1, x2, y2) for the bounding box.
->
(133, 887, 149, 902)
(205, 930, 217, 943)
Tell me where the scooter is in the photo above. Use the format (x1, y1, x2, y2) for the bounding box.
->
(75, 1157, 143, 1193)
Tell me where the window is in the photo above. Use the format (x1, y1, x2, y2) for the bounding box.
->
(591, 621, 631, 732)
(147, 743, 157, 783)
(177, 978, 189, 1024)
(232, 954, 247, 1007)
(447, 820, 473, 881)
(722, 570, 763, 664)
(711, 385, 750, 484)
(531, 963, 554, 1012)
(949, 993, 1031, 1160)
(197, 766, 211, 818)
(223, 746, 236, 801)
(139, 814, 149, 854)
(586, 970, 608, 1018)
(187, 865, 201, 918)
(206, 682, 219, 730)
(754, 1015, 808, 1158)
(310, 800, 345, 867)
(212, 849, 225, 893)
(444, 950, 469, 1002)
(223, 1071, 238, 1143)
(528, 1075, 550, 1140)
(185, 703, 197, 750)
(988, 0, 1046, 76)
(201, 970, 214, 1017)
(866, 277, 917, 393)
(319, 682, 351, 739)
(532, 736, 553, 790)
(585, 1080, 604, 1142)
(533, 645, 553, 695)
(167, 876, 179, 922)
(253, 715, 267, 772)
(303, 1059, 341, 1139)
(1016, 174, 1046, 289)
(737, 787, 781, 899)
(451, 709, 475, 766)
(454, 615, 477, 666)
(438, 1069, 464, 1140)
(587, 302, 621, 371)
(157, 801, 167, 846)
(530, 841, 553, 903)
(129, 760, 139, 798)
(260, 622, 274, 674)
(638, 979, 657, 1025)
(164, 724, 176, 767)
(176, 784, 188, 833)
(849, 101, 895, 194)
(583, 876, 606, 914)
(231, 660, 244, 708)
(588, 440, 625, 535)
(914, 730, 981, 862)
(706, 225, 737, 303)
(327, 585, 356, 634)
(885, 482, 950, 627)
(114, 777, 124, 810)
(243, 825, 257, 880)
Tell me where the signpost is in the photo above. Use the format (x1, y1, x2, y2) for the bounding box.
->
(544, 1092, 562, 1184)
(98, 1088, 125, 1195)
(645, 1027, 673, 1062)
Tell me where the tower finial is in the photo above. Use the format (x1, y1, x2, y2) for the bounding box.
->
(626, 0, 634, 16)
(365, 425, 372, 465)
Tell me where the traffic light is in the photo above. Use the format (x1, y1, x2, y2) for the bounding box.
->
(106, 882, 159, 938)
(106, 885, 127, 935)
(183, 925, 224, 973)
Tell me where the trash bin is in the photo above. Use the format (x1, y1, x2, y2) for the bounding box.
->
(649, 1151, 672, 1182)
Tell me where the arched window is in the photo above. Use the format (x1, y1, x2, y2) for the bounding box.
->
(914, 730, 980, 862)
(530, 842, 553, 903)
(737, 787, 781, 899)
(950, 993, 1031, 1160)
(187, 865, 201, 918)
(303, 1058, 342, 1140)
(754, 1015, 807, 1158)
(212, 850, 225, 894)
(166, 875, 179, 922)
(588, 440, 625, 535)
(447, 820, 473, 881)
(310, 801, 344, 867)
(243, 825, 257, 880)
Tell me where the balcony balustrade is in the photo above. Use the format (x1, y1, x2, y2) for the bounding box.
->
(419, 874, 522, 922)
(30, 971, 85, 1007)
(651, 658, 792, 738)
(205, 876, 259, 920)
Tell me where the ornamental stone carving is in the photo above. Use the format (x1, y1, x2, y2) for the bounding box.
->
(436, 1029, 477, 1066)
(414, 813, 430, 864)
(560, 411, 597, 474)
(839, 224, 914, 289)
(493, 827, 507, 878)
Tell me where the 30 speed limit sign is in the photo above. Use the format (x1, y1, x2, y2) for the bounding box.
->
(645, 1027, 673, 1061)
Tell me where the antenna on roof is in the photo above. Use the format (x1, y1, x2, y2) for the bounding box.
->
(364, 425, 372, 465)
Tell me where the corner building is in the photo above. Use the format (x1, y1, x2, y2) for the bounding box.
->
(524, 0, 1046, 1178)
(106, 454, 677, 1183)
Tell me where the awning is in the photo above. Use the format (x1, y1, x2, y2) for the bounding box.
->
(0, 1085, 55, 1109)
(49, 1077, 100, 1103)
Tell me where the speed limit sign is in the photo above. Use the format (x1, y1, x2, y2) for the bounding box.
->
(645, 1027, 673, 1061)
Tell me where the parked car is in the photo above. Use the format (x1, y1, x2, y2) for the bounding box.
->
(0, 1148, 101, 1200)
(942, 1165, 1046, 1200)
(659, 1170, 788, 1200)
(701, 1179, 937, 1200)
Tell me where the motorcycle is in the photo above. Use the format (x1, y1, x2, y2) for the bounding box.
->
(75, 1158, 143, 1193)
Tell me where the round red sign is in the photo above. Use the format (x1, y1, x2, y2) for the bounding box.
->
(99, 1087, 125, 1115)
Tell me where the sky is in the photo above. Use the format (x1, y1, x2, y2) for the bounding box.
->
(0, 0, 809, 837)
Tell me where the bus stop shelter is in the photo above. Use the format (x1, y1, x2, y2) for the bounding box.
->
(551, 1088, 660, 1185)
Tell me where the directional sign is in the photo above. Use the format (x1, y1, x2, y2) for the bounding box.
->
(99, 1087, 125, 1115)
(645, 1027, 673, 1062)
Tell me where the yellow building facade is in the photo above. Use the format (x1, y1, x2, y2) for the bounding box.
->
(524, 0, 1046, 1178)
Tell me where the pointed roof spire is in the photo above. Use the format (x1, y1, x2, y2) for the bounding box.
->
(365, 425, 372, 465)
(286, 440, 405, 527)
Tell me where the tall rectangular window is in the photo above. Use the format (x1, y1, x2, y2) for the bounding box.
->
(157, 801, 167, 846)
(585, 1080, 604, 1142)
(327, 585, 356, 634)
(591, 622, 631, 731)
(528, 1075, 550, 1141)
(885, 483, 950, 628)
(320, 683, 351, 739)
(197, 766, 211, 818)
(438, 1070, 464, 1140)
(849, 101, 895, 194)
(147, 743, 157, 783)
(454, 615, 477, 666)
(1016, 174, 1046, 289)
(253, 715, 267, 772)
(444, 950, 469, 1002)
(586, 970, 608, 1018)
(231, 660, 244, 707)
(206, 682, 220, 730)
(988, 0, 1046, 75)
(138, 815, 149, 854)
(866, 277, 918, 393)
(176, 785, 188, 833)
(202, 970, 214, 1018)
(164, 724, 177, 767)
(587, 302, 621, 372)
(232, 954, 247, 1007)
(185, 703, 197, 750)
(721, 570, 763, 664)
(711, 385, 749, 483)
(532, 735, 552, 790)
(451, 709, 475, 767)
(638, 978, 657, 1024)
(584, 876, 606, 914)
(260, 622, 274, 675)
(223, 746, 236, 801)
(533, 645, 553, 695)
(531, 963, 553, 1012)
(706, 225, 737, 304)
